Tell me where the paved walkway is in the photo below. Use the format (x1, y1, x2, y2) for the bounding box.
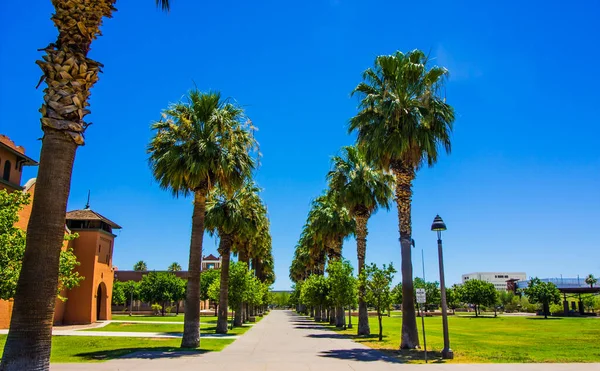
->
(51, 310, 600, 371)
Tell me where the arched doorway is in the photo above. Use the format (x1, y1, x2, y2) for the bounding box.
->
(96, 282, 107, 321)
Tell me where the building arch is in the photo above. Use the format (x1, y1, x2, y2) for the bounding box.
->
(96, 281, 108, 320)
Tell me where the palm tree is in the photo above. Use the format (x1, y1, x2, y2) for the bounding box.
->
(168, 262, 182, 272)
(327, 145, 394, 335)
(585, 274, 597, 288)
(1, 3, 171, 369)
(307, 192, 354, 326)
(134, 261, 148, 271)
(148, 90, 257, 347)
(205, 181, 262, 333)
(349, 50, 455, 349)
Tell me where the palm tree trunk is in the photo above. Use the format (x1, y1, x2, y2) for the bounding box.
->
(234, 305, 243, 327)
(392, 161, 420, 349)
(0, 1, 115, 369)
(335, 306, 345, 327)
(355, 214, 370, 336)
(181, 189, 207, 348)
(216, 234, 233, 333)
(0, 130, 77, 371)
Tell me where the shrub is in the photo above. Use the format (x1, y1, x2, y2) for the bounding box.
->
(151, 303, 162, 315)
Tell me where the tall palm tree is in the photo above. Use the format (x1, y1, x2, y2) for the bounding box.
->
(1, 2, 171, 370)
(148, 90, 257, 347)
(205, 181, 261, 333)
(349, 50, 454, 349)
(168, 262, 182, 272)
(307, 192, 354, 326)
(327, 145, 394, 335)
(133, 260, 148, 271)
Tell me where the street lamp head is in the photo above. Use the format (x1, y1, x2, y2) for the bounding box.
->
(431, 215, 447, 232)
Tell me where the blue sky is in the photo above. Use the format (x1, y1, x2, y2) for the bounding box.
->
(1, 1, 599, 290)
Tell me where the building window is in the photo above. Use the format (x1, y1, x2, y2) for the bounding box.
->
(3, 160, 11, 181)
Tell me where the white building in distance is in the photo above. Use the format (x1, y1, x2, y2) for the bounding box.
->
(461, 272, 527, 291)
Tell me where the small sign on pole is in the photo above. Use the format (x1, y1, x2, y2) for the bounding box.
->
(416, 288, 427, 363)
(416, 288, 426, 303)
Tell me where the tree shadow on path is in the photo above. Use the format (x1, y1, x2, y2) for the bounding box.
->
(319, 348, 446, 364)
(74, 347, 207, 361)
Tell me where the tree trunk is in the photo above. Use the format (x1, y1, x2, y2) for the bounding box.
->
(214, 304, 218, 317)
(0, 1, 116, 369)
(0, 130, 77, 371)
(216, 234, 233, 333)
(181, 189, 207, 348)
(378, 313, 383, 341)
(336, 305, 345, 327)
(355, 213, 371, 336)
(329, 307, 335, 325)
(392, 161, 420, 349)
(234, 305, 243, 327)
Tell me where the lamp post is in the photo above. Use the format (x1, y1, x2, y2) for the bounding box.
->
(431, 214, 453, 359)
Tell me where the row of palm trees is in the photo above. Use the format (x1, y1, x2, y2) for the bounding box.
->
(1, 2, 173, 370)
(290, 49, 455, 349)
(147, 90, 274, 342)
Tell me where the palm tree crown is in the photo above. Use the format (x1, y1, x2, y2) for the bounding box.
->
(307, 192, 354, 261)
(327, 145, 394, 218)
(148, 90, 258, 197)
(349, 50, 454, 171)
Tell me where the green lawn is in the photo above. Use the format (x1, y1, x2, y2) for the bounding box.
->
(318, 315, 600, 363)
(111, 314, 218, 323)
(85, 322, 253, 336)
(0, 335, 233, 363)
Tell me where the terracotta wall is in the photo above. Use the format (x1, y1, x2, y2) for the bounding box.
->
(0, 300, 14, 329)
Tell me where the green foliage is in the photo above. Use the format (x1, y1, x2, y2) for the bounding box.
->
(228, 261, 251, 311)
(133, 260, 147, 271)
(391, 283, 402, 305)
(327, 145, 394, 217)
(269, 291, 291, 308)
(585, 274, 598, 288)
(460, 279, 498, 316)
(139, 272, 186, 315)
(300, 274, 331, 309)
(147, 90, 258, 197)
(413, 277, 440, 311)
(168, 262, 182, 272)
(200, 269, 220, 301)
(522, 277, 561, 318)
(151, 303, 162, 315)
(327, 259, 357, 308)
(362, 263, 396, 315)
(446, 284, 463, 312)
(112, 281, 127, 306)
(207, 279, 220, 302)
(0, 189, 83, 301)
(362, 262, 396, 341)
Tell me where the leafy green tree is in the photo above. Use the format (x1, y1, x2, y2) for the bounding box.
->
(119, 280, 140, 315)
(168, 262, 182, 272)
(350, 50, 454, 349)
(148, 90, 257, 346)
(391, 283, 402, 306)
(362, 263, 396, 341)
(446, 284, 463, 314)
(327, 259, 357, 327)
(413, 278, 441, 312)
(585, 274, 597, 288)
(498, 290, 515, 311)
(0, 190, 82, 301)
(523, 277, 561, 319)
(228, 261, 251, 327)
(111, 281, 127, 306)
(301, 274, 331, 322)
(133, 261, 147, 271)
(139, 272, 186, 316)
(200, 269, 220, 302)
(2, 3, 171, 369)
(327, 145, 393, 335)
(460, 279, 498, 317)
(270, 291, 291, 308)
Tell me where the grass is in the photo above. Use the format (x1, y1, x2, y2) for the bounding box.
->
(317, 314, 600, 363)
(84, 322, 253, 336)
(111, 314, 218, 323)
(0, 335, 233, 363)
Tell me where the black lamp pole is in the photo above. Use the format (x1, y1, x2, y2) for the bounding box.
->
(431, 215, 453, 359)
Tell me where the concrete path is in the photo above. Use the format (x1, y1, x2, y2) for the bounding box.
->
(50, 310, 600, 371)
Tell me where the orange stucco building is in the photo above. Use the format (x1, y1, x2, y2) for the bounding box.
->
(0, 135, 121, 328)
